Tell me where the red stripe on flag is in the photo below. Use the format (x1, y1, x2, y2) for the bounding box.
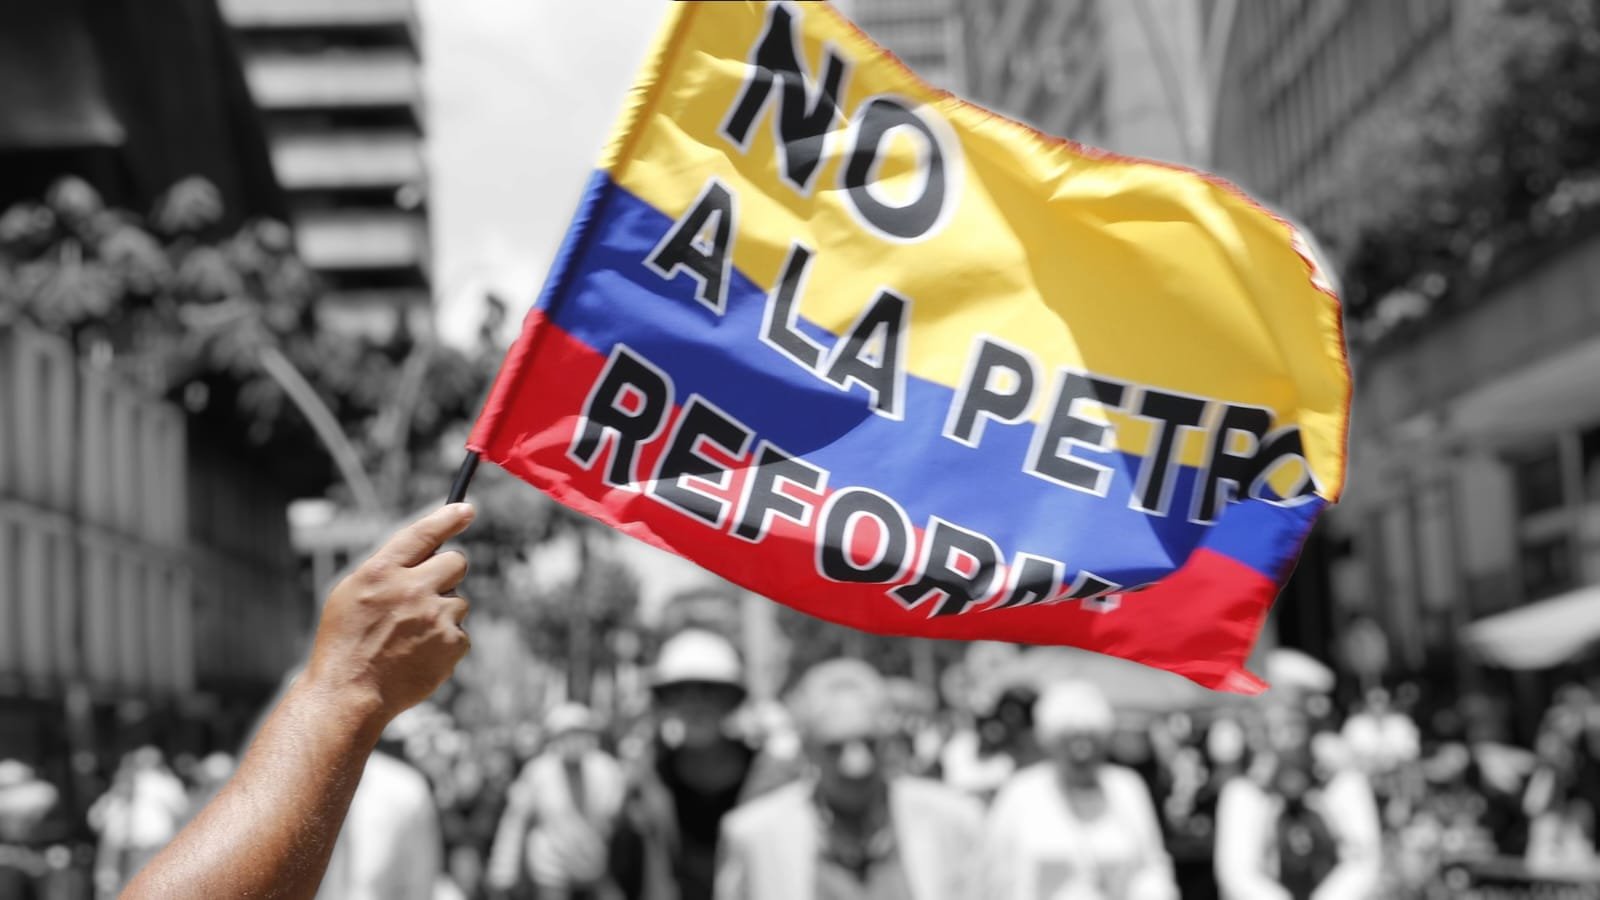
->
(472, 312, 1271, 692)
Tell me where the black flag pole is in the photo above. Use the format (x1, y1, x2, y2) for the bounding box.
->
(446, 451, 481, 504)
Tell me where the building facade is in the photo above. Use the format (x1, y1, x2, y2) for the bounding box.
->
(220, 0, 431, 338)
(959, 0, 1209, 165)
(835, 0, 966, 90)
(0, 0, 313, 833)
(1211, 2, 1600, 705)
(1209, 0, 1461, 246)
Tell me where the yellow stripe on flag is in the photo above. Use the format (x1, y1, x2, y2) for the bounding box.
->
(598, 1, 1348, 499)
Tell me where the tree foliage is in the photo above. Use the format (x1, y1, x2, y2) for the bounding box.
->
(0, 175, 644, 695)
(1336, 0, 1600, 346)
(0, 176, 487, 505)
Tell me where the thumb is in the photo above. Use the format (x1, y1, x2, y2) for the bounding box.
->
(375, 503, 476, 567)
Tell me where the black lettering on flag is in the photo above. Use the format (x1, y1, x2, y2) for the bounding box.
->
(842, 96, 954, 241)
(1026, 370, 1128, 497)
(817, 488, 913, 583)
(945, 335, 1039, 447)
(1129, 388, 1208, 517)
(646, 395, 754, 527)
(719, 1, 847, 194)
(732, 441, 827, 542)
(823, 288, 909, 419)
(1247, 426, 1319, 506)
(760, 242, 827, 371)
(1191, 403, 1273, 524)
(645, 178, 737, 315)
(992, 551, 1067, 609)
(569, 346, 673, 489)
(891, 517, 1003, 617)
(1064, 569, 1122, 601)
(1059, 570, 1125, 612)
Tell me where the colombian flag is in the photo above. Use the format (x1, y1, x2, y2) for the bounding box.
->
(468, 1, 1351, 692)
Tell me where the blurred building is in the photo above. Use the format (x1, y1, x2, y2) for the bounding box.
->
(835, 0, 965, 90)
(959, 0, 1209, 164)
(221, 0, 431, 339)
(1210, 2, 1600, 705)
(0, 0, 312, 806)
(1209, 0, 1460, 247)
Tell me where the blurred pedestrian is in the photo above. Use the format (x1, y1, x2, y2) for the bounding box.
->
(941, 684, 1040, 802)
(1523, 720, 1598, 875)
(715, 659, 983, 900)
(88, 745, 188, 898)
(883, 677, 943, 779)
(608, 629, 764, 900)
(1166, 717, 1256, 900)
(983, 680, 1178, 900)
(1339, 687, 1421, 831)
(487, 702, 625, 900)
(183, 753, 236, 825)
(0, 760, 60, 900)
(1215, 705, 1380, 900)
(445, 742, 515, 898)
(315, 707, 449, 900)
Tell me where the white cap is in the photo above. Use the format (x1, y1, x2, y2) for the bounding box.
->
(1035, 680, 1115, 743)
(651, 628, 744, 690)
(788, 659, 890, 740)
(546, 702, 599, 737)
(0, 760, 35, 790)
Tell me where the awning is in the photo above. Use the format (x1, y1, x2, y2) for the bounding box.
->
(1467, 583, 1600, 670)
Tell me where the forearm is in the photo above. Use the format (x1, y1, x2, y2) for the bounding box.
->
(123, 678, 385, 900)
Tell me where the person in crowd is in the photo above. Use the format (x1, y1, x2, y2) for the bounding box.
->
(1523, 715, 1598, 875)
(487, 702, 626, 899)
(182, 752, 236, 825)
(446, 740, 517, 898)
(883, 677, 943, 779)
(88, 745, 189, 898)
(1215, 703, 1381, 900)
(608, 628, 769, 900)
(715, 659, 983, 900)
(315, 705, 449, 900)
(1166, 716, 1255, 900)
(941, 684, 1040, 803)
(1340, 687, 1421, 830)
(983, 680, 1178, 900)
(0, 760, 61, 900)
(121, 503, 475, 899)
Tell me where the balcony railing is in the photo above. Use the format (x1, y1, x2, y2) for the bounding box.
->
(295, 209, 429, 271)
(219, 0, 413, 30)
(271, 131, 424, 189)
(245, 51, 419, 111)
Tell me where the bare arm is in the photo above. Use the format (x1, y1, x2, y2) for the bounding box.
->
(123, 503, 476, 900)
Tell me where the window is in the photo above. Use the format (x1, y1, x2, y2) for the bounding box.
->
(1581, 423, 1600, 502)
(1520, 535, 1575, 601)
(1513, 445, 1565, 517)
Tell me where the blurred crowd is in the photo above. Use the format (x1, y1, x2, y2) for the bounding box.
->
(10, 633, 1600, 898)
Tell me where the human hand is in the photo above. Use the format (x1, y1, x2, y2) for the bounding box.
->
(304, 503, 476, 728)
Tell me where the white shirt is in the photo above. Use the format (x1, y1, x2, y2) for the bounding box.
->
(983, 763, 1178, 900)
(1214, 771, 1381, 900)
(90, 768, 188, 849)
(486, 749, 625, 890)
(317, 752, 443, 900)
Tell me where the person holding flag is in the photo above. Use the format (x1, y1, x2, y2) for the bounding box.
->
(120, 504, 476, 899)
